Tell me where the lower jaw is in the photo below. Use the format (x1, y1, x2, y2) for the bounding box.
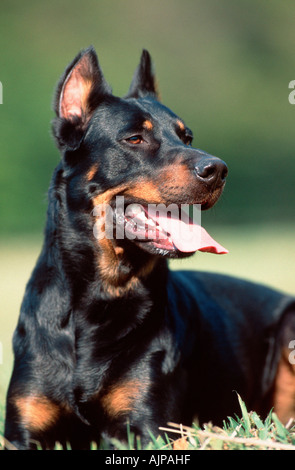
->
(132, 238, 196, 259)
(115, 215, 197, 258)
(123, 225, 175, 252)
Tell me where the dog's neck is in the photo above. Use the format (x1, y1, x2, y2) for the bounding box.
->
(42, 163, 167, 303)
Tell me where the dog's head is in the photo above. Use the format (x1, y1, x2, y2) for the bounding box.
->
(51, 47, 228, 288)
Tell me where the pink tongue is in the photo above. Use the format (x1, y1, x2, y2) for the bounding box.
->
(150, 209, 228, 254)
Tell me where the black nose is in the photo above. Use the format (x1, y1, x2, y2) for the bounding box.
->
(194, 157, 228, 186)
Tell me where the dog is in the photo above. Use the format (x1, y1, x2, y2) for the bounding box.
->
(5, 47, 295, 450)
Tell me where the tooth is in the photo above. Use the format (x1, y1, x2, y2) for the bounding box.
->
(148, 218, 156, 227)
(137, 214, 147, 223)
(126, 220, 135, 230)
(116, 214, 125, 224)
(127, 204, 144, 216)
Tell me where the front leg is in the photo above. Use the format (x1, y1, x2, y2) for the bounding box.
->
(5, 389, 61, 450)
(5, 380, 97, 450)
(98, 370, 188, 448)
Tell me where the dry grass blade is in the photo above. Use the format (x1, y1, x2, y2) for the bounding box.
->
(159, 422, 295, 451)
(1, 437, 18, 451)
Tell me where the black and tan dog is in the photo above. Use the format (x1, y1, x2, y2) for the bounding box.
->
(5, 47, 295, 449)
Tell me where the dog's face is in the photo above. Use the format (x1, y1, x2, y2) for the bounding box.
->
(52, 47, 227, 271)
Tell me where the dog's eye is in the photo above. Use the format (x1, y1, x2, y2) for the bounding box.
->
(181, 133, 193, 146)
(185, 136, 193, 146)
(126, 135, 144, 145)
(177, 128, 193, 147)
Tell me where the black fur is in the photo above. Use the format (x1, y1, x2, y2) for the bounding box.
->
(5, 47, 295, 450)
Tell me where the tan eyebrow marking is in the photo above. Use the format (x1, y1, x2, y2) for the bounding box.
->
(143, 119, 153, 131)
(176, 120, 185, 131)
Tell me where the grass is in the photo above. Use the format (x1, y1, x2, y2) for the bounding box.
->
(1, 395, 295, 450)
(104, 395, 295, 450)
(0, 225, 295, 450)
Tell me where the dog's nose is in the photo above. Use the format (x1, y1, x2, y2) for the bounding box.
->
(194, 157, 228, 187)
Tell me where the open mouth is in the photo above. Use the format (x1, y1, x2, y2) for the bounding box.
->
(115, 203, 228, 255)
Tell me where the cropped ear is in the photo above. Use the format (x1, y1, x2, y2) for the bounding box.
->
(52, 46, 112, 151)
(126, 49, 160, 100)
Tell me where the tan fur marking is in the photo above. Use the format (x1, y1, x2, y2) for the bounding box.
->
(97, 238, 121, 284)
(92, 180, 163, 206)
(97, 239, 156, 297)
(143, 119, 153, 131)
(13, 395, 60, 432)
(91, 180, 163, 296)
(177, 120, 185, 131)
(124, 181, 162, 204)
(115, 246, 124, 256)
(158, 163, 191, 188)
(92, 176, 172, 212)
(273, 347, 295, 424)
(86, 163, 99, 181)
(92, 184, 129, 207)
(92, 191, 157, 296)
(101, 379, 144, 418)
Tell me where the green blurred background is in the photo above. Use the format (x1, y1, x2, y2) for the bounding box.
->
(0, 0, 295, 406)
